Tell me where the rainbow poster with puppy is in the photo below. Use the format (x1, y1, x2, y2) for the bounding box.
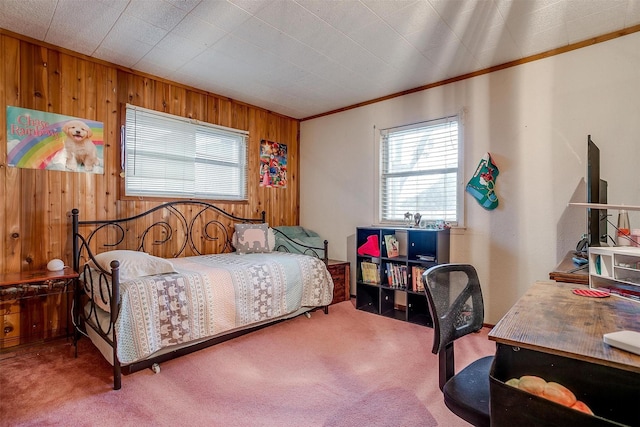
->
(6, 106, 104, 174)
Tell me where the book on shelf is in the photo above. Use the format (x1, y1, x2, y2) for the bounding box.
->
(360, 261, 380, 284)
(385, 263, 408, 289)
(402, 265, 408, 288)
(387, 263, 395, 286)
(412, 266, 427, 292)
(384, 234, 399, 258)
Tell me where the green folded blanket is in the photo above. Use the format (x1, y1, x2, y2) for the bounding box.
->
(273, 226, 325, 259)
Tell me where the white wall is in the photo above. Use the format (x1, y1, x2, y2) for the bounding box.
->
(299, 32, 640, 325)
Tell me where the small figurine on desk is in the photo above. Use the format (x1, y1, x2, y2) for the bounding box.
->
(414, 212, 421, 228)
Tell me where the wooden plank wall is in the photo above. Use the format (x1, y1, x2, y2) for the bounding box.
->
(0, 33, 300, 274)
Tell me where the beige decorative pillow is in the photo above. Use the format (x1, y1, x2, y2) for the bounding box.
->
(233, 227, 275, 252)
(87, 250, 176, 281)
(234, 223, 270, 254)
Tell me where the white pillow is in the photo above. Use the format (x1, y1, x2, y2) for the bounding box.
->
(87, 250, 176, 282)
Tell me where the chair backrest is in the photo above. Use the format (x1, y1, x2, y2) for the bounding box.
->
(422, 264, 485, 355)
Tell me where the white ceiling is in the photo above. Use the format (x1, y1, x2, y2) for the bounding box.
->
(1, 0, 639, 119)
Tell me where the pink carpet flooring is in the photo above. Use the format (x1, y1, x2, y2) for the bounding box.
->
(0, 301, 495, 426)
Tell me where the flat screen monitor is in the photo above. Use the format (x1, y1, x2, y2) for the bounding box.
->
(587, 135, 607, 246)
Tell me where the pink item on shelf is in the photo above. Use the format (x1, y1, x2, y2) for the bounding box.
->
(357, 234, 380, 257)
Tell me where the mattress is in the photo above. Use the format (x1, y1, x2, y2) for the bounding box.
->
(82, 252, 334, 364)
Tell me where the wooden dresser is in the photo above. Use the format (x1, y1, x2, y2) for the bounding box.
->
(327, 260, 350, 305)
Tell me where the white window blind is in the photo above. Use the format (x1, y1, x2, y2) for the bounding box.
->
(380, 115, 460, 224)
(124, 104, 248, 201)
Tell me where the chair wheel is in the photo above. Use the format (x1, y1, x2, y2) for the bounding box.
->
(151, 363, 160, 374)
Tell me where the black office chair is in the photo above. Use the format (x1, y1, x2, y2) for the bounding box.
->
(422, 263, 493, 427)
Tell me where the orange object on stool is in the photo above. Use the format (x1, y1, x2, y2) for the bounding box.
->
(358, 234, 380, 257)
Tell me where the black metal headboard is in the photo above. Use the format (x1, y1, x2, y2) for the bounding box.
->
(72, 200, 266, 272)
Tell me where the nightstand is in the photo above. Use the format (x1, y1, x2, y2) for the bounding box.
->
(0, 267, 78, 350)
(327, 260, 350, 305)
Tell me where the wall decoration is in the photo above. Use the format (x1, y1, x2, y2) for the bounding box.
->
(259, 139, 287, 188)
(466, 152, 499, 210)
(6, 106, 104, 174)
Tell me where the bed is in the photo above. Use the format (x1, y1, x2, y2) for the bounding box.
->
(71, 201, 334, 390)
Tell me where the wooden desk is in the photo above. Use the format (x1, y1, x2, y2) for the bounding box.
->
(548, 251, 589, 285)
(488, 281, 639, 426)
(489, 281, 640, 372)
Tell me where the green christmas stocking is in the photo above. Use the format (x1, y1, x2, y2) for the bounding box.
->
(466, 153, 499, 210)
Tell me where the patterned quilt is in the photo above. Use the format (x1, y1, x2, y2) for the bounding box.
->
(93, 252, 333, 364)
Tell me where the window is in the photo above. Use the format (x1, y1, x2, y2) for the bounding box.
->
(379, 115, 461, 225)
(123, 104, 248, 201)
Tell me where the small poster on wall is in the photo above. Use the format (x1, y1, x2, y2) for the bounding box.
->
(6, 106, 104, 174)
(259, 139, 287, 188)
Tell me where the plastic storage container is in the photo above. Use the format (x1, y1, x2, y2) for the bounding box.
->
(630, 229, 640, 247)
